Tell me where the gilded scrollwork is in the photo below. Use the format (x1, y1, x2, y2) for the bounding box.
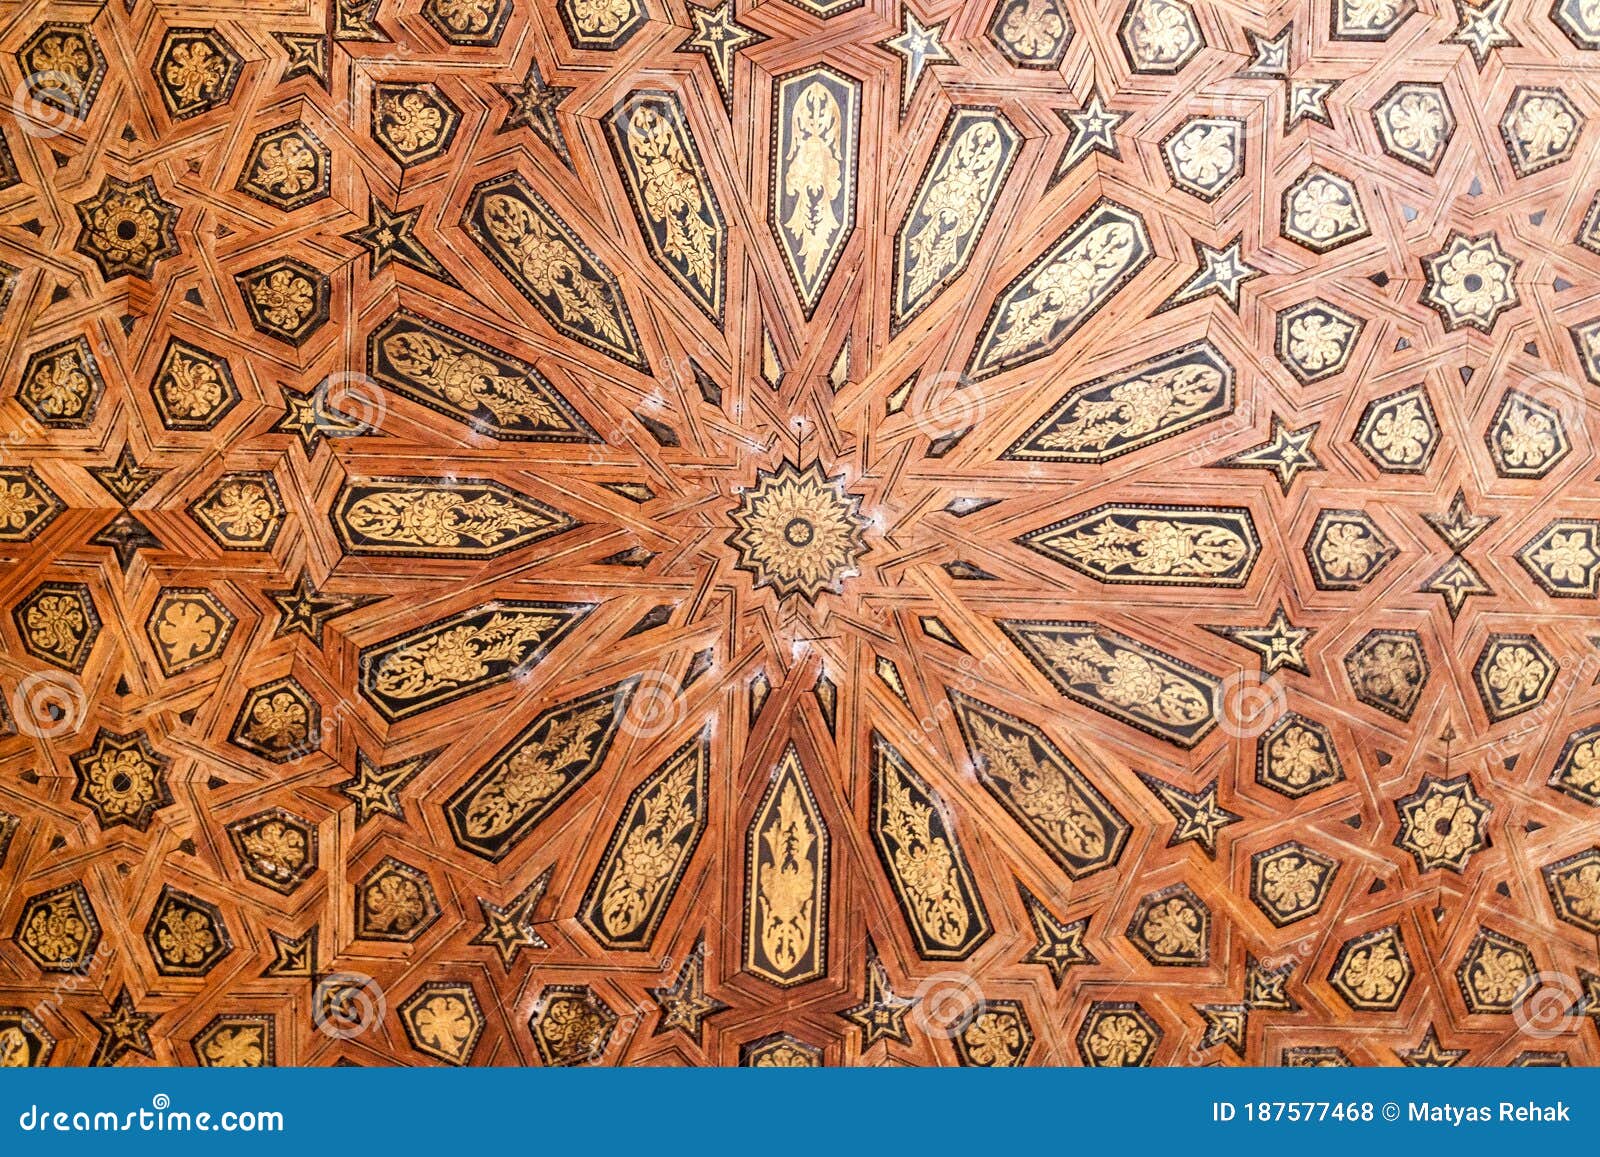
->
(1019, 503, 1260, 587)
(744, 746, 830, 987)
(332, 476, 575, 558)
(770, 65, 861, 316)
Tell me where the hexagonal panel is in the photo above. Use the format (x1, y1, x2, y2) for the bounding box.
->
(230, 676, 321, 763)
(145, 587, 236, 675)
(1118, 0, 1202, 73)
(152, 28, 243, 120)
(1372, 82, 1454, 173)
(1329, 925, 1413, 1011)
(371, 82, 461, 168)
(1126, 883, 1209, 965)
(1250, 841, 1338, 926)
(236, 122, 330, 210)
(15, 882, 100, 973)
(226, 807, 319, 894)
(16, 23, 107, 119)
(1542, 848, 1600, 933)
(0, 1007, 55, 1066)
(1518, 519, 1600, 597)
(17, 337, 105, 428)
(1547, 724, 1600, 806)
(1500, 86, 1583, 177)
(423, 0, 515, 45)
(1161, 117, 1244, 201)
(1274, 299, 1364, 383)
(189, 471, 287, 551)
(1473, 632, 1557, 722)
(234, 258, 330, 346)
(1281, 166, 1369, 252)
(144, 885, 231, 977)
(1331, 0, 1416, 39)
(1486, 389, 1569, 478)
(740, 1031, 822, 1067)
(192, 1013, 275, 1067)
(528, 984, 616, 1065)
(0, 467, 64, 543)
(1455, 926, 1536, 1014)
(1344, 629, 1428, 720)
(1355, 385, 1438, 474)
(70, 729, 173, 832)
(12, 581, 100, 672)
(400, 981, 484, 1065)
(1304, 508, 1398, 590)
(1554, 0, 1600, 48)
(151, 338, 241, 430)
(355, 856, 440, 941)
(989, 0, 1073, 69)
(1256, 712, 1345, 798)
(953, 1000, 1034, 1066)
(1076, 1001, 1161, 1066)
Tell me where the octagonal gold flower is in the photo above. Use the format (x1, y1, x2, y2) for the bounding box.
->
(1421, 231, 1520, 333)
(1394, 774, 1491, 872)
(73, 175, 181, 280)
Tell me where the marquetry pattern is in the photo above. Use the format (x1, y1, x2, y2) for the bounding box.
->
(1, 0, 1597, 1070)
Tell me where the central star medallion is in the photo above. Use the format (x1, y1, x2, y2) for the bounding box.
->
(727, 460, 869, 603)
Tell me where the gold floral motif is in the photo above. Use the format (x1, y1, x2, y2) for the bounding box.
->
(230, 677, 319, 763)
(948, 690, 1130, 875)
(869, 736, 991, 959)
(1276, 299, 1363, 382)
(1282, 168, 1368, 251)
(1257, 713, 1344, 797)
(1373, 83, 1453, 171)
(1163, 118, 1242, 199)
(894, 108, 1019, 327)
(238, 124, 328, 209)
(1358, 387, 1437, 471)
(1543, 849, 1600, 932)
(15, 582, 98, 671)
(145, 887, 230, 976)
(361, 600, 593, 721)
(1457, 928, 1535, 1013)
(71, 729, 172, 831)
(1501, 87, 1582, 175)
(1021, 504, 1259, 587)
(991, 0, 1072, 66)
(1333, 0, 1414, 36)
(227, 809, 317, 894)
(1305, 509, 1397, 589)
(1344, 630, 1428, 720)
(1488, 391, 1567, 477)
(152, 339, 238, 429)
(146, 588, 233, 675)
(742, 1034, 823, 1066)
(372, 83, 459, 166)
(15, 884, 99, 972)
(0, 468, 62, 541)
(1554, 0, 1600, 46)
(606, 91, 726, 322)
(955, 1002, 1033, 1066)
(579, 733, 709, 950)
(18, 338, 103, 427)
(1251, 843, 1337, 925)
(368, 311, 596, 441)
(771, 66, 860, 315)
(18, 23, 105, 117)
(400, 983, 483, 1065)
(333, 477, 574, 557)
(194, 1017, 272, 1067)
(996, 620, 1219, 747)
(0, 1010, 54, 1067)
(727, 460, 868, 602)
(356, 858, 440, 941)
(1006, 341, 1233, 463)
(465, 174, 646, 369)
(1119, 0, 1202, 72)
(1519, 520, 1600, 596)
(969, 200, 1151, 380)
(448, 681, 634, 859)
(1128, 884, 1208, 964)
(1330, 926, 1412, 1010)
(744, 747, 829, 987)
(190, 472, 284, 551)
(154, 31, 240, 118)
(1475, 633, 1557, 721)
(1077, 1002, 1160, 1066)
(1420, 232, 1519, 332)
(73, 176, 181, 280)
(1549, 725, 1600, 806)
(529, 985, 616, 1066)
(1395, 775, 1491, 872)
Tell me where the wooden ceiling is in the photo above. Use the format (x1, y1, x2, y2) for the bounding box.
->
(1, 0, 1599, 1067)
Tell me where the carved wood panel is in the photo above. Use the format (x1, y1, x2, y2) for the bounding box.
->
(1, 0, 1599, 1067)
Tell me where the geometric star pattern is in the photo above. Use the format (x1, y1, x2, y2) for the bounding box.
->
(1, 0, 1598, 1070)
